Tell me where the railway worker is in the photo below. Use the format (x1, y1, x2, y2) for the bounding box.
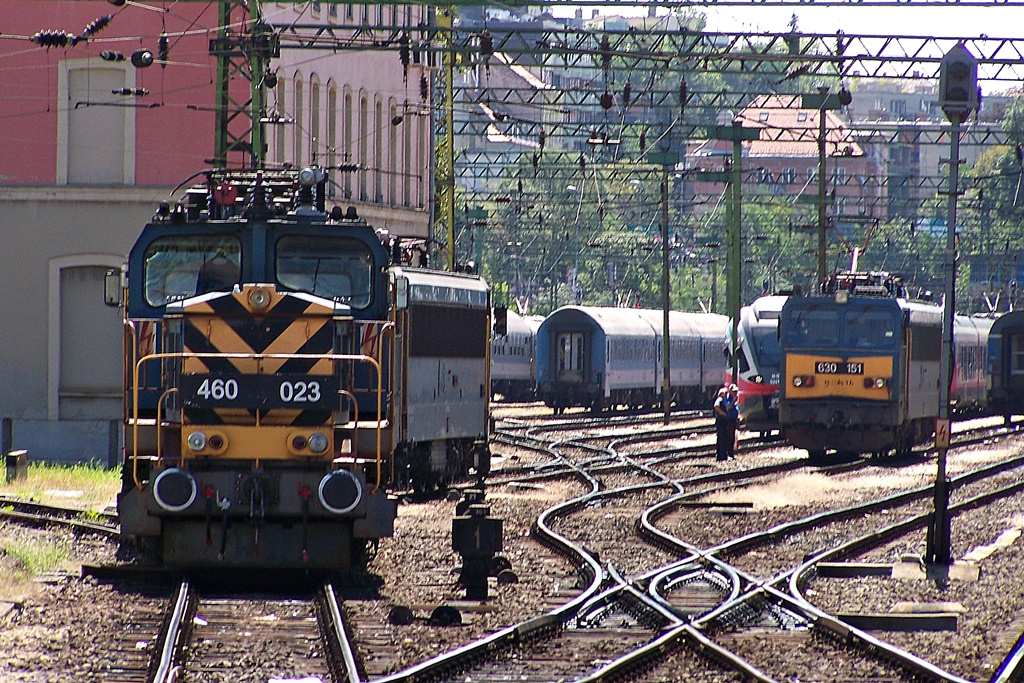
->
(714, 384, 740, 461)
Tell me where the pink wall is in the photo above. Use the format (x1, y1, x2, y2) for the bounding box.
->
(0, 1, 218, 186)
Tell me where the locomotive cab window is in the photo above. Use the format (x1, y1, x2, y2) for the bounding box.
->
(844, 310, 897, 349)
(751, 327, 780, 366)
(142, 235, 242, 307)
(276, 235, 374, 308)
(784, 310, 839, 347)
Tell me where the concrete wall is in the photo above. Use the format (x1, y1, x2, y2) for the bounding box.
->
(0, 187, 167, 464)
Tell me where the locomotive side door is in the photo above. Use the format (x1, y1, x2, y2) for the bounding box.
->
(557, 332, 585, 383)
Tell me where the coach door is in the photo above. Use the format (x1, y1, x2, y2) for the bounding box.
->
(557, 332, 585, 383)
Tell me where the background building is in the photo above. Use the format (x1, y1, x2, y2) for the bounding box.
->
(0, 1, 425, 463)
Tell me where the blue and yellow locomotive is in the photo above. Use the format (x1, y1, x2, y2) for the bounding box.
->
(779, 272, 991, 458)
(116, 167, 491, 569)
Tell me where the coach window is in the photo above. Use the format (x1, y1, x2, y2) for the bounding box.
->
(276, 235, 374, 308)
(143, 236, 242, 307)
(1012, 335, 1024, 375)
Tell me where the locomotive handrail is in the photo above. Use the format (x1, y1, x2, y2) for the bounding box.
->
(338, 389, 359, 465)
(130, 351, 384, 490)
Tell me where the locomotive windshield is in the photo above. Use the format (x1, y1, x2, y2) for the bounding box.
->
(275, 235, 374, 308)
(142, 235, 242, 307)
(844, 309, 898, 349)
(784, 308, 840, 348)
(784, 305, 898, 350)
(750, 327, 781, 367)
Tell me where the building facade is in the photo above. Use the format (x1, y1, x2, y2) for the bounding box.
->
(0, 1, 427, 463)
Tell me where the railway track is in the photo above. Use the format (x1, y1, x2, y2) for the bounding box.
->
(148, 580, 358, 683)
(11, 410, 1024, 681)
(0, 494, 120, 537)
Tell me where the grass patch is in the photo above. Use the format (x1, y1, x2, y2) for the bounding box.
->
(0, 462, 120, 511)
(0, 533, 72, 598)
(1, 536, 69, 576)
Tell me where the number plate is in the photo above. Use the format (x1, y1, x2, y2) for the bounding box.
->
(814, 361, 864, 375)
(180, 374, 340, 410)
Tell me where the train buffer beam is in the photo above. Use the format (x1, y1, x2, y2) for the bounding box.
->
(835, 611, 959, 632)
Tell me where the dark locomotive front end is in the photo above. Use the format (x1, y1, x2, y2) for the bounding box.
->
(779, 281, 917, 458)
(116, 167, 492, 570)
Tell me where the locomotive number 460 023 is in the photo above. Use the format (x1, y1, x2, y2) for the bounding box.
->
(179, 374, 339, 409)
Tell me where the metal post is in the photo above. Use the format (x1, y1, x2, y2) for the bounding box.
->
(662, 167, 671, 425)
(817, 87, 828, 287)
(928, 116, 961, 567)
(728, 123, 743, 385)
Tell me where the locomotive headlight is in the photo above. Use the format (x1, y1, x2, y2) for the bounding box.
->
(248, 287, 271, 309)
(186, 431, 208, 452)
(793, 375, 814, 388)
(307, 432, 329, 454)
(865, 377, 888, 389)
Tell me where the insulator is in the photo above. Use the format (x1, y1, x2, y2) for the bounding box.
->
(623, 81, 632, 107)
(131, 49, 154, 68)
(419, 75, 428, 101)
(679, 77, 688, 114)
(479, 30, 493, 59)
(579, 154, 586, 172)
(158, 33, 169, 66)
(99, 50, 124, 62)
(398, 33, 410, 68)
(79, 14, 112, 40)
(599, 91, 614, 110)
(531, 153, 539, 170)
(517, 179, 522, 193)
(639, 130, 646, 153)
(599, 35, 611, 70)
(31, 30, 72, 48)
(112, 87, 149, 96)
(538, 127, 546, 151)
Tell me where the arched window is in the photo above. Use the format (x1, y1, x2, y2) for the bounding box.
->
(358, 93, 368, 200)
(310, 76, 321, 164)
(388, 99, 398, 205)
(374, 97, 383, 202)
(293, 74, 305, 165)
(275, 76, 287, 164)
(327, 83, 337, 197)
(343, 88, 353, 198)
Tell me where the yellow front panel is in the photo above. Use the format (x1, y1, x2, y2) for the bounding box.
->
(786, 353, 894, 400)
(181, 424, 334, 461)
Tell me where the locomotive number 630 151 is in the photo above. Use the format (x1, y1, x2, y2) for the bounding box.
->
(815, 361, 864, 375)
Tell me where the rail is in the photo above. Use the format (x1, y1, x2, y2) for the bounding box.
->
(130, 351, 384, 489)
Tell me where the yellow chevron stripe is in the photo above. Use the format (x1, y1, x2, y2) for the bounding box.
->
(259, 316, 332, 374)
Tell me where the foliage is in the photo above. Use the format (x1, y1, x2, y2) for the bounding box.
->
(462, 30, 1024, 315)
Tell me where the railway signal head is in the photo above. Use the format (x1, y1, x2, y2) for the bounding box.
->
(939, 43, 979, 121)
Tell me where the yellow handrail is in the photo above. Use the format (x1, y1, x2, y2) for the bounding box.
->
(131, 351, 383, 489)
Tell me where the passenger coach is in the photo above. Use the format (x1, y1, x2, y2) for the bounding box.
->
(535, 306, 727, 413)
